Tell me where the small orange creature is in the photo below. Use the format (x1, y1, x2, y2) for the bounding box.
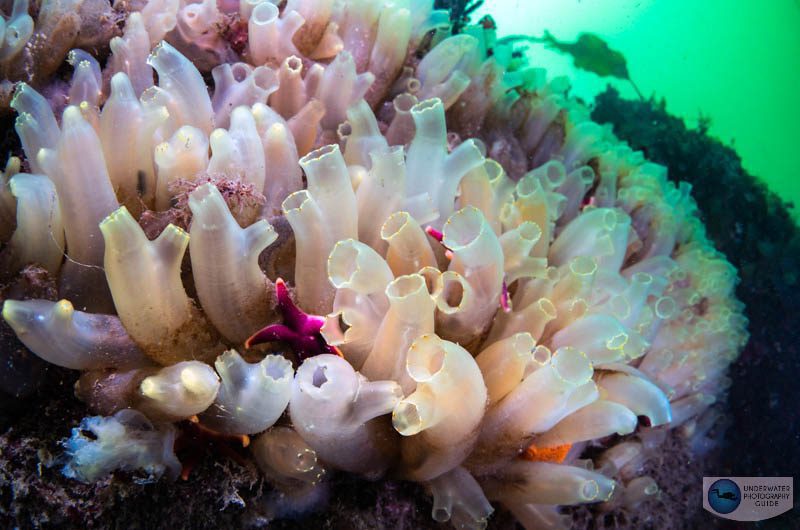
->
(523, 442, 572, 464)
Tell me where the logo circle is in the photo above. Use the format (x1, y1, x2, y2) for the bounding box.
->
(708, 479, 741, 514)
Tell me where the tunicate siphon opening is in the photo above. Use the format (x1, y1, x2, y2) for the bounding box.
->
(552, 347, 593, 385)
(380, 211, 409, 241)
(181, 0, 215, 31)
(299, 143, 338, 167)
(386, 274, 425, 300)
(440, 275, 464, 309)
(655, 296, 677, 319)
(631, 271, 653, 287)
(485, 159, 503, 182)
(405, 78, 421, 94)
(577, 166, 596, 185)
(443, 207, 483, 249)
(517, 221, 542, 243)
(432, 506, 451, 523)
(295, 448, 318, 473)
(337, 122, 352, 142)
(532, 345, 552, 365)
(602, 209, 619, 230)
(606, 332, 629, 351)
(412, 97, 439, 114)
(581, 480, 600, 501)
(263, 355, 291, 381)
(512, 332, 535, 356)
(608, 295, 630, 320)
(251, 1, 278, 25)
(394, 93, 417, 113)
(418, 267, 442, 296)
(472, 138, 487, 156)
(393, 401, 422, 435)
(543, 161, 566, 187)
(328, 241, 359, 287)
(336, 312, 351, 333)
(406, 336, 445, 382)
(231, 63, 250, 82)
(517, 174, 538, 198)
(311, 366, 328, 388)
(538, 298, 557, 319)
(286, 56, 302, 73)
(282, 189, 311, 213)
(446, 132, 461, 150)
(570, 255, 597, 277)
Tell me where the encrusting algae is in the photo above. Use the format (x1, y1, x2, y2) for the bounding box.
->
(0, 0, 748, 528)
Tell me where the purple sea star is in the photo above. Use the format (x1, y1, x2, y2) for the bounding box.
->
(245, 278, 342, 360)
(500, 280, 512, 313)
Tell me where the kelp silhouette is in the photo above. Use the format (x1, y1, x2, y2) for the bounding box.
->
(500, 30, 644, 100)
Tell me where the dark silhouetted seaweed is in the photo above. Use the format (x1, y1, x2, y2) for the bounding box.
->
(502, 31, 644, 99)
(434, 0, 485, 34)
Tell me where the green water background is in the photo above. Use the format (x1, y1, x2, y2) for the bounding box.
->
(475, 0, 800, 218)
